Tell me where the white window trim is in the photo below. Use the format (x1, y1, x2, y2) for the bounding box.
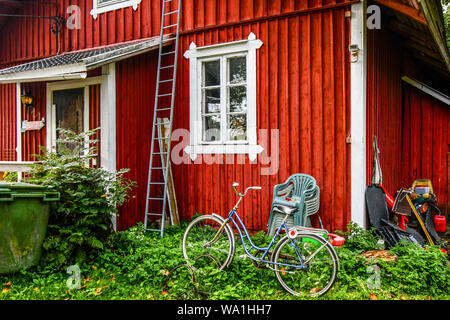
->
(46, 82, 91, 155)
(90, 0, 141, 19)
(183, 32, 263, 162)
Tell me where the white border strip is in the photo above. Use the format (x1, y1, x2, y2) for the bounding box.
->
(15, 82, 22, 180)
(350, 2, 367, 228)
(402, 76, 450, 105)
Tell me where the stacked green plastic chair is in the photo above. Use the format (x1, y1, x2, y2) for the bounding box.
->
(267, 174, 320, 236)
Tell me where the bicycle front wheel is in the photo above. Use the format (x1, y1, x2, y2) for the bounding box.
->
(272, 233, 339, 297)
(182, 215, 235, 270)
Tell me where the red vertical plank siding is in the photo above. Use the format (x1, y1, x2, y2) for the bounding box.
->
(0, 83, 16, 161)
(367, 28, 449, 214)
(401, 84, 449, 214)
(0, 1, 355, 232)
(167, 5, 352, 233)
(20, 82, 47, 161)
(115, 50, 158, 230)
(366, 28, 403, 196)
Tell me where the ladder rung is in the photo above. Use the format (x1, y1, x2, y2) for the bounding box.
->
(155, 121, 171, 125)
(146, 213, 164, 216)
(163, 24, 178, 29)
(148, 197, 164, 200)
(151, 167, 167, 169)
(153, 136, 169, 140)
(153, 151, 170, 154)
(159, 78, 174, 83)
(146, 228, 163, 232)
(158, 93, 173, 97)
(164, 10, 178, 16)
(160, 51, 176, 56)
(156, 107, 171, 111)
(160, 65, 175, 69)
(149, 182, 165, 185)
(162, 38, 177, 43)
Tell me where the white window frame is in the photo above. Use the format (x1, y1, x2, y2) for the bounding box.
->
(90, 0, 141, 19)
(47, 83, 90, 155)
(183, 32, 263, 161)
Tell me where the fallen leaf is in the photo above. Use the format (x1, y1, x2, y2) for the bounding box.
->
(2, 288, 10, 293)
(369, 293, 378, 300)
(161, 291, 168, 296)
(4, 281, 11, 287)
(309, 288, 320, 294)
(34, 287, 40, 292)
(83, 277, 92, 284)
(94, 287, 103, 295)
(92, 265, 97, 270)
(101, 194, 108, 198)
(160, 270, 170, 276)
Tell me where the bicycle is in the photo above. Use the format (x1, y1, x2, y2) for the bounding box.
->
(182, 182, 339, 297)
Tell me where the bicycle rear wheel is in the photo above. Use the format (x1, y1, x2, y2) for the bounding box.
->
(182, 215, 235, 270)
(272, 233, 338, 297)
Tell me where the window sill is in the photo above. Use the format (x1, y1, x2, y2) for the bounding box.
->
(90, 0, 141, 19)
(184, 144, 264, 162)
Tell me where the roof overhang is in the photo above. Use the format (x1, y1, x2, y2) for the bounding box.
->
(0, 36, 162, 84)
(374, 0, 450, 75)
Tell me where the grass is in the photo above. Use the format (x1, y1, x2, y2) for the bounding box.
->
(0, 223, 449, 300)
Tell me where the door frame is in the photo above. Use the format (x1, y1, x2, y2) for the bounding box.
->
(47, 84, 90, 154)
(46, 64, 116, 174)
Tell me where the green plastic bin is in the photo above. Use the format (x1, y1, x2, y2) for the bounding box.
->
(0, 182, 59, 274)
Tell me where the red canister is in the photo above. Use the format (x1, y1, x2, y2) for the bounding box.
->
(434, 215, 447, 233)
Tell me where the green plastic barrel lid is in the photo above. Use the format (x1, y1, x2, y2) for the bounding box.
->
(0, 182, 60, 202)
(0, 181, 46, 192)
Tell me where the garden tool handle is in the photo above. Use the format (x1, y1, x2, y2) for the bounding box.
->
(405, 194, 434, 246)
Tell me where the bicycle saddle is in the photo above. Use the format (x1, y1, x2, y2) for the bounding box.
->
(273, 204, 299, 215)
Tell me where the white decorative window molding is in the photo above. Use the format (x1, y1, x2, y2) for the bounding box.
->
(90, 0, 141, 19)
(183, 32, 263, 162)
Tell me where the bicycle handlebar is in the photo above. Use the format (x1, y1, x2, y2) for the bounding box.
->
(232, 182, 261, 197)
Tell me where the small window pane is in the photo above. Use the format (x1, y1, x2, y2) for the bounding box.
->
(202, 88, 221, 114)
(228, 57, 246, 84)
(227, 114, 247, 141)
(203, 60, 220, 87)
(228, 85, 247, 113)
(203, 115, 221, 142)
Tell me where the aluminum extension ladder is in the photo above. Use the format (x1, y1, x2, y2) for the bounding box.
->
(144, 0, 181, 236)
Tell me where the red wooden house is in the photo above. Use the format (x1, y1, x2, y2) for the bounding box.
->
(0, 0, 448, 233)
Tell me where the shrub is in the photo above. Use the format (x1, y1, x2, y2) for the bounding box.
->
(27, 129, 136, 268)
(336, 221, 381, 252)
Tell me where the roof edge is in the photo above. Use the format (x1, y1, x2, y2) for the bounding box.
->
(419, 0, 450, 73)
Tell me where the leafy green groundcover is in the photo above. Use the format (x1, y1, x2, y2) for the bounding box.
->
(0, 222, 448, 300)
